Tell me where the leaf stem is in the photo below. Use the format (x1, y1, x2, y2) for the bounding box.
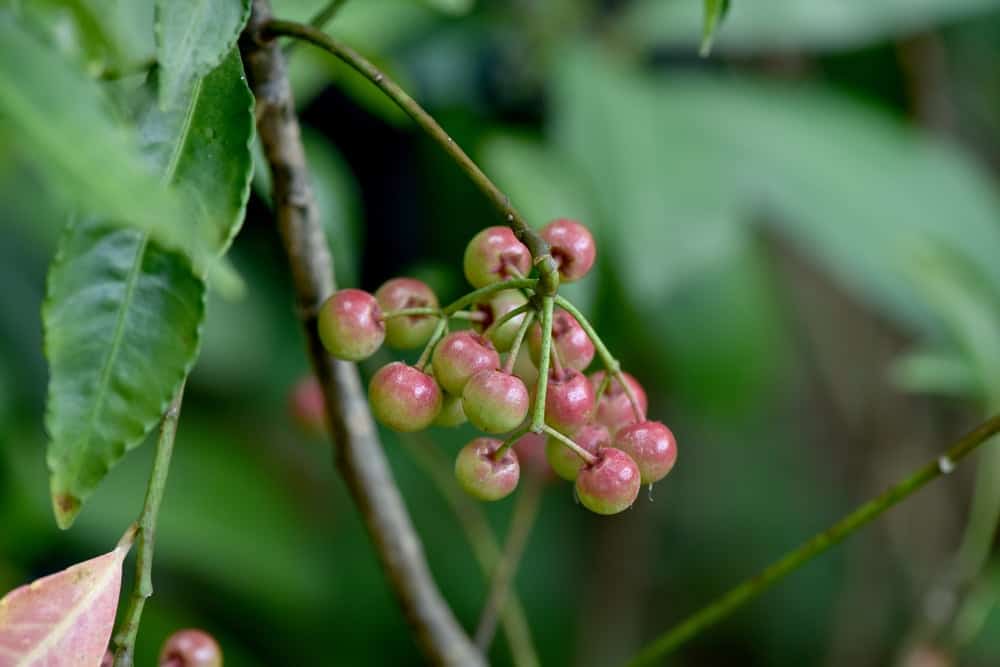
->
(623, 415, 1000, 667)
(260, 18, 560, 295)
(530, 296, 555, 432)
(112, 384, 185, 667)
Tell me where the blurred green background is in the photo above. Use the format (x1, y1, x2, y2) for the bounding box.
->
(4, 0, 1000, 665)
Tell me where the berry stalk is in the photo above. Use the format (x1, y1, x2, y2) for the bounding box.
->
(502, 311, 535, 376)
(415, 317, 449, 370)
(543, 424, 598, 466)
(492, 423, 532, 461)
(530, 296, 555, 432)
(442, 278, 538, 315)
(484, 302, 534, 340)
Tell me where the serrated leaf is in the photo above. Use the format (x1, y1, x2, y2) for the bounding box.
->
(44, 219, 206, 528)
(154, 0, 250, 108)
(0, 528, 133, 665)
(0, 12, 183, 243)
(138, 48, 255, 262)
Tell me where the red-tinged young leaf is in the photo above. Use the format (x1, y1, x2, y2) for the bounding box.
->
(0, 528, 134, 666)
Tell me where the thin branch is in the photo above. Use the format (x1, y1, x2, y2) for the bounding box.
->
(240, 4, 483, 664)
(474, 473, 544, 652)
(283, 0, 349, 56)
(112, 384, 185, 667)
(624, 415, 1000, 667)
(262, 18, 561, 296)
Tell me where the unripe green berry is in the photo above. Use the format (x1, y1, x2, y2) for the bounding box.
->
(455, 437, 520, 501)
(434, 393, 467, 427)
(375, 277, 440, 349)
(475, 289, 529, 351)
(462, 369, 530, 434)
(369, 362, 442, 432)
(318, 289, 385, 361)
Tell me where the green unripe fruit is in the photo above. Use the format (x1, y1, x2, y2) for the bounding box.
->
(375, 277, 440, 349)
(462, 369, 529, 434)
(433, 393, 467, 427)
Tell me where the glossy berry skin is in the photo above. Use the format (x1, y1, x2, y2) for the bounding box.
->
(462, 370, 530, 434)
(369, 362, 442, 432)
(512, 432, 554, 481)
(158, 629, 222, 667)
(546, 422, 609, 481)
(528, 309, 595, 372)
(615, 420, 677, 484)
(433, 393, 467, 427)
(543, 369, 595, 435)
(540, 219, 596, 282)
(463, 226, 532, 288)
(375, 278, 439, 349)
(318, 289, 385, 361)
(288, 375, 326, 436)
(575, 447, 641, 515)
(431, 331, 500, 395)
(475, 289, 529, 352)
(455, 438, 520, 501)
(589, 371, 648, 434)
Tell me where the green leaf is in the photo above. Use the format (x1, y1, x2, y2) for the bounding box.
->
(154, 0, 250, 108)
(0, 12, 182, 242)
(622, 0, 1000, 54)
(137, 48, 255, 262)
(700, 0, 729, 56)
(44, 219, 205, 528)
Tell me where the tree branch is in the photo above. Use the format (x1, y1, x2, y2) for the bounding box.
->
(262, 18, 561, 296)
(239, 3, 483, 664)
(625, 415, 1000, 667)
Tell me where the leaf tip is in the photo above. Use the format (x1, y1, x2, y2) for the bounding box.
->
(51, 491, 81, 530)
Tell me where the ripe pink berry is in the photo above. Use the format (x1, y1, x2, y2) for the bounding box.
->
(540, 218, 596, 282)
(512, 432, 555, 481)
(369, 362, 442, 432)
(475, 289, 529, 351)
(431, 331, 500, 395)
(101, 650, 114, 667)
(433, 393, 467, 427)
(375, 277, 440, 349)
(589, 371, 648, 434)
(317, 289, 385, 361)
(288, 375, 326, 436)
(575, 447, 641, 515)
(546, 422, 609, 481)
(462, 369, 530, 434)
(463, 226, 532, 288)
(543, 368, 595, 435)
(455, 437, 520, 501)
(615, 421, 677, 484)
(528, 309, 595, 371)
(158, 629, 222, 667)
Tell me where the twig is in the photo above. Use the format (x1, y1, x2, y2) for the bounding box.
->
(240, 4, 482, 664)
(261, 18, 561, 296)
(624, 415, 1000, 667)
(112, 384, 185, 667)
(474, 473, 544, 652)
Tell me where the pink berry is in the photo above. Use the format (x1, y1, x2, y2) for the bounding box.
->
(474, 289, 530, 352)
(528, 309, 595, 371)
(433, 393, 467, 427)
(369, 362, 442, 432)
(463, 226, 532, 288)
(512, 432, 555, 481)
(589, 371, 648, 434)
(546, 422, 609, 481)
(462, 369, 530, 434)
(101, 650, 114, 667)
(317, 289, 385, 361)
(540, 218, 596, 282)
(575, 447, 640, 515)
(543, 368, 595, 435)
(455, 437, 520, 501)
(431, 331, 500, 395)
(614, 421, 677, 484)
(374, 277, 440, 349)
(158, 629, 222, 667)
(288, 375, 326, 436)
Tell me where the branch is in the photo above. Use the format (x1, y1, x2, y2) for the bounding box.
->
(261, 18, 561, 296)
(112, 384, 185, 667)
(624, 415, 1000, 667)
(240, 4, 483, 664)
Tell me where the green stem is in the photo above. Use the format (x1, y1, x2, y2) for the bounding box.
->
(260, 19, 561, 295)
(554, 295, 643, 421)
(503, 312, 535, 376)
(493, 423, 532, 460)
(442, 279, 538, 316)
(623, 415, 1000, 667)
(112, 385, 185, 667)
(484, 303, 534, 340)
(543, 425, 598, 465)
(383, 307, 441, 319)
(451, 310, 489, 322)
(416, 317, 449, 371)
(283, 0, 348, 56)
(530, 296, 555, 432)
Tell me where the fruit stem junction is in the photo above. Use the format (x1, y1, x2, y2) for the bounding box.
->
(543, 424, 598, 466)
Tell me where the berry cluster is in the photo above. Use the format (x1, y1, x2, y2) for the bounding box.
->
(316, 220, 677, 515)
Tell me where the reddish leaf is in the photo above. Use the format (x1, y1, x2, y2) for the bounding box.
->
(0, 527, 134, 667)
